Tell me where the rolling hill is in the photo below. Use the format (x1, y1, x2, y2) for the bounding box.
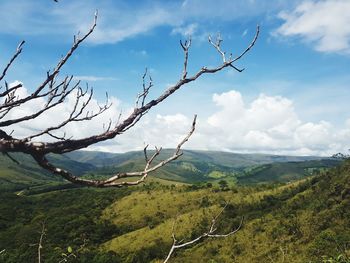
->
(0, 150, 340, 191)
(0, 159, 348, 262)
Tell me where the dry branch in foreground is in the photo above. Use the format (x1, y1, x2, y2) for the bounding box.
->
(0, 12, 259, 187)
(164, 203, 244, 263)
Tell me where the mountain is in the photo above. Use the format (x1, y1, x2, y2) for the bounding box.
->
(1, 158, 348, 262)
(0, 153, 95, 191)
(65, 149, 324, 169)
(100, 159, 350, 263)
(65, 149, 337, 184)
(0, 149, 340, 191)
(237, 158, 340, 184)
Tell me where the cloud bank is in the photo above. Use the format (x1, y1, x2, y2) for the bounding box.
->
(4, 83, 350, 156)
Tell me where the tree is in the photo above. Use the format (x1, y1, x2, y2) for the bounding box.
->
(164, 203, 244, 263)
(0, 12, 259, 187)
(218, 180, 229, 191)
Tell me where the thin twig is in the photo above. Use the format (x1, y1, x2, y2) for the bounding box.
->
(163, 204, 243, 263)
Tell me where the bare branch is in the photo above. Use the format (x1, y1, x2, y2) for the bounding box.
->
(143, 144, 149, 163)
(180, 37, 191, 79)
(0, 77, 78, 127)
(231, 25, 260, 64)
(23, 85, 111, 141)
(0, 82, 22, 98)
(37, 222, 46, 263)
(2, 151, 20, 164)
(0, 41, 25, 82)
(164, 204, 243, 263)
(0, 12, 97, 112)
(0, 9, 259, 188)
(208, 33, 226, 62)
(135, 68, 153, 108)
(31, 115, 196, 187)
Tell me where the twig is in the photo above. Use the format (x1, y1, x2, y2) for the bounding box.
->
(38, 222, 46, 263)
(163, 204, 244, 263)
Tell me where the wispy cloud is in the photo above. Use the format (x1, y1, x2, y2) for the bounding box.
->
(171, 23, 198, 37)
(73, 75, 118, 82)
(0, 0, 295, 45)
(274, 0, 350, 54)
(130, 49, 148, 57)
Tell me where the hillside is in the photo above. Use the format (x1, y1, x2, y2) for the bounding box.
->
(0, 159, 349, 262)
(0, 153, 96, 192)
(66, 149, 323, 169)
(65, 149, 336, 184)
(0, 150, 337, 191)
(238, 159, 340, 184)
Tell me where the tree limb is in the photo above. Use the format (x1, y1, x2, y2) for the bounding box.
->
(31, 115, 196, 187)
(0, 10, 259, 187)
(164, 203, 244, 263)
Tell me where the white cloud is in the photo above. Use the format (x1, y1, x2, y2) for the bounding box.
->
(3, 82, 350, 156)
(171, 23, 198, 37)
(73, 75, 117, 82)
(275, 0, 350, 53)
(200, 90, 350, 156)
(2, 82, 122, 142)
(89, 7, 175, 44)
(130, 50, 148, 57)
(0, 0, 177, 44)
(105, 90, 350, 156)
(0, 0, 296, 45)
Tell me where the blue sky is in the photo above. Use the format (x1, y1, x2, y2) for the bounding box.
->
(1, 0, 350, 156)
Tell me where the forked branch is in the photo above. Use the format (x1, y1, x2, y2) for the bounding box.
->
(0, 41, 25, 82)
(164, 203, 244, 263)
(32, 115, 197, 187)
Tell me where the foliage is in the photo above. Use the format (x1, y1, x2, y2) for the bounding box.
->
(0, 158, 349, 262)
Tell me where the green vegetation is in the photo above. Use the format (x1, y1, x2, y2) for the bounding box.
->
(239, 159, 340, 184)
(0, 151, 348, 262)
(1, 150, 339, 192)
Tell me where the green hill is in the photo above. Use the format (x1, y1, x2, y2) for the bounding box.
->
(65, 149, 336, 185)
(0, 159, 349, 262)
(66, 149, 323, 169)
(0, 153, 96, 192)
(0, 149, 341, 193)
(238, 159, 340, 184)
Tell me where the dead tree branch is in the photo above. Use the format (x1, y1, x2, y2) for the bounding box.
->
(0, 10, 259, 187)
(164, 204, 244, 263)
(29, 222, 46, 263)
(0, 41, 25, 82)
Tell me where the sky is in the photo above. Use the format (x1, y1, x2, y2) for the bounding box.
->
(0, 0, 350, 156)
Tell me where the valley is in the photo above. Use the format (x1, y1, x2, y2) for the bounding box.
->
(0, 150, 348, 262)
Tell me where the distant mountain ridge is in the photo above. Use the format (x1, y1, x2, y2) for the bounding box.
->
(66, 149, 324, 168)
(0, 149, 340, 191)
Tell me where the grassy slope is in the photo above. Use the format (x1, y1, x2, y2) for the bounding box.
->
(0, 153, 96, 191)
(101, 161, 350, 263)
(75, 150, 337, 184)
(0, 150, 348, 263)
(0, 160, 348, 262)
(0, 149, 338, 191)
(100, 182, 301, 259)
(66, 149, 324, 169)
(238, 159, 340, 184)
